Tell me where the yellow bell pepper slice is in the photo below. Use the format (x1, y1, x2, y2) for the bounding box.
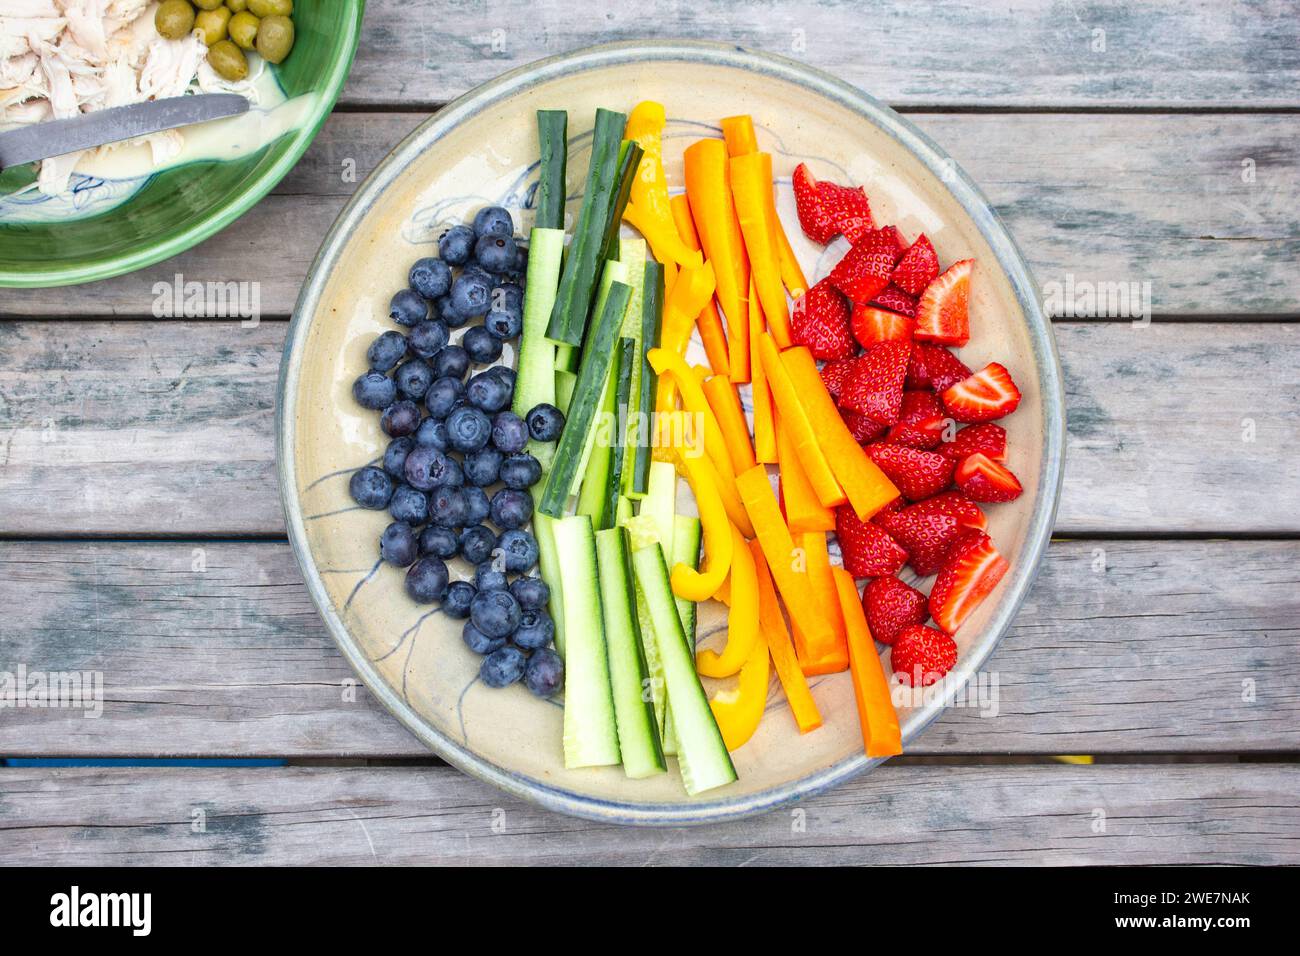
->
(670, 449, 733, 602)
(696, 523, 759, 678)
(708, 626, 770, 752)
(669, 194, 731, 377)
(623, 101, 704, 270)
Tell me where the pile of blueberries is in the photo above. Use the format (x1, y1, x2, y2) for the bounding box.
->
(348, 205, 567, 698)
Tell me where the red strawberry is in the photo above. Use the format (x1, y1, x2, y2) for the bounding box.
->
(890, 234, 940, 296)
(870, 284, 918, 317)
(863, 576, 929, 646)
(865, 443, 955, 501)
(938, 422, 1007, 461)
(877, 491, 987, 576)
(828, 227, 901, 303)
(820, 357, 856, 400)
(890, 624, 958, 687)
(816, 179, 875, 244)
(955, 452, 1023, 502)
(942, 362, 1022, 423)
(791, 279, 854, 359)
(886, 390, 946, 449)
(841, 407, 886, 444)
(835, 506, 908, 579)
(906, 343, 971, 393)
(838, 340, 910, 425)
(929, 530, 1009, 635)
(914, 258, 973, 346)
(851, 304, 914, 349)
(792, 163, 836, 244)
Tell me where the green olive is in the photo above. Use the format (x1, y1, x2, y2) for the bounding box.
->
(154, 0, 196, 40)
(193, 0, 223, 10)
(225, 0, 249, 11)
(228, 10, 259, 49)
(248, 0, 291, 16)
(207, 39, 248, 81)
(194, 6, 232, 45)
(255, 14, 294, 64)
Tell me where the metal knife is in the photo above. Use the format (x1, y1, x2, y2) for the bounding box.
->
(0, 94, 249, 172)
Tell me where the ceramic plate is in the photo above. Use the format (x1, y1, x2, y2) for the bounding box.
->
(279, 41, 1065, 825)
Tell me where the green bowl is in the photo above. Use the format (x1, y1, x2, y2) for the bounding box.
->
(0, 0, 364, 288)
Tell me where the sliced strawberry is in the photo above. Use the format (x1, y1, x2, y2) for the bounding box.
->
(955, 452, 1023, 502)
(890, 624, 958, 687)
(886, 390, 946, 449)
(866, 443, 955, 501)
(841, 407, 886, 444)
(914, 258, 973, 346)
(906, 343, 971, 393)
(929, 530, 1009, 634)
(791, 279, 855, 359)
(938, 422, 1007, 462)
(838, 340, 910, 425)
(851, 304, 914, 350)
(835, 506, 908, 579)
(820, 357, 856, 401)
(863, 576, 929, 646)
(876, 491, 987, 576)
(816, 179, 874, 244)
(942, 362, 1022, 423)
(792, 163, 836, 244)
(870, 284, 918, 317)
(890, 234, 940, 296)
(828, 227, 901, 303)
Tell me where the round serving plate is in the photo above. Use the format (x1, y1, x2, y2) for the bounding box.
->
(278, 40, 1065, 826)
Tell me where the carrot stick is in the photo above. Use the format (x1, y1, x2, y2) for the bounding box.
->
(751, 539, 822, 733)
(776, 411, 835, 533)
(833, 566, 903, 757)
(730, 151, 791, 347)
(721, 114, 759, 157)
(669, 194, 731, 377)
(796, 531, 849, 675)
(748, 277, 777, 463)
(702, 374, 757, 475)
(756, 333, 845, 508)
(772, 193, 808, 299)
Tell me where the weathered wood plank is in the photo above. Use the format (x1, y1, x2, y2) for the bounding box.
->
(1, 112, 1295, 317)
(342, 0, 1300, 111)
(0, 322, 1294, 535)
(1, 764, 1295, 865)
(0, 540, 1294, 758)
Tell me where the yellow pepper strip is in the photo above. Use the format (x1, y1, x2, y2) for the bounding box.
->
(660, 261, 717, 356)
(622, 101, 704, 270)
(751, 539, 822, 734)
(833, 566, 902, 757)
(696, 523, 760, 678)
(670, 450, 733, 602)
(669, 194, 731, 377)
(708, 626, 770, 752)
(730, 151, 792, 348)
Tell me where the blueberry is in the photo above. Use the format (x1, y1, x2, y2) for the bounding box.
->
(525, 403, 564, 442)
(481, 645, 528, 687)
(497, 528, 539, 574)
(471, 588, 522, 639)
(408, 257, 453, 300)
(512, 244, 529, 276)
(349, 466, 393, 509)
(463, 621, 506, 656)
(424, 376, 463, 419)
(408, 320, 449, 360)
(414, 416, 449, 450)
(380, 400, 421, 437)
(431, 344, 470, 380)
(514, 608, 554, 650)
(461, 262, 494, 285)
(419, 524, 459, 560)
(440, 456, 465, 487)
(459, 524, 497, 565)
(489, 365, 516, 390)
(510, 575, 550, 611)
(353, 370, 397, 410)
(472, 205, 514, 240)
(436, 295, 468, 329)
(489, 412, 529, 454)
(367, 330, 408, 371)
(379, 521, 419, 567)
(500, 453, 542, 490)
(474, 234, 517, 274)
(382, 436, 415, 478)
(461, 326, 502, 364)
(464, 447, 503, 487)
(524, 648, 564, 697)
(405, 556, 449, 603)
(438, 224, 476, 265)
(389, 288, 428, 327)
(475, 562, 508, 592)
(446, 406, 492, 453)
(394, 359, 434, 401)
(465, 368, 511, 411)
(430, 486, 469, 528)
(490, 282, 523, 317)
(463, 486, 490, 525)
(403, 444, 448, 491)
(485, 307, 523, 341)
(490, 488, 533, 530)
(444, 580, 476, 619)
(388, 484, 429, 524)
(449, 272, 491, 319)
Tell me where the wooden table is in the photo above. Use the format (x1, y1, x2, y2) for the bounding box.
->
(2, 1, 1297, 865)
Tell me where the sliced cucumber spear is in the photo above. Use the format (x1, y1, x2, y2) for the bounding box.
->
(605, 336, 636, 529)
(513, 227, 565, 469)
(533, 513, 565, 658)
(672, 514, 703, 649)
(575, 330, 623, 528)
(626, 459, 677, 747)
(629, 259, 665, 497)
(534, 110, 568, 232)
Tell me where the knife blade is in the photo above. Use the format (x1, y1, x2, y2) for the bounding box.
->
(0, 94, 249, 172)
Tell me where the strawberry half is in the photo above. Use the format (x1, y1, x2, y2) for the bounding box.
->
(906, 343, 971, 393)
(792, 163, 837, 244)
(865, 443, 955, 501)
(890, 234, 940, 296)
(870, 284, 918, 317)
(955, 452, 1023, 502)
(876, 491, 987, 576)
(886, 390, 947, 449)
(817, 179, 875, 244)
(835, 506, 908, 579)
(820, 357, 856, 401)
(929, 530, 1009, 635)
(863, 576, 929, 646)
(841, 407, 886, 444)
(939, 422, 1007, 461)
(851, 304, 914, 350)
(915, 258, 973, 346)
(828, 227, 901, 303)
(941, 362, 1022, 423)
(791, 278, 855, 360)
(890, 624, 958, 687)
(838, 340, 910, 425)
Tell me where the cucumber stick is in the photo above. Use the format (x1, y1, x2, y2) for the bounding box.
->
(630, 460, 678, 749)
(630, 260, 665, 497)
(554, 369, 577, 415)
(627, 517, 737, 795)
(595, 528, 667, 778)
(513, 227, 566, 468)
(672, 515, 703, 649)
(605, 337, 636, 527)
(575, 333, 622, 527)
(600, 141, 644, 263)
(533, 513, 565, 658)
(555, 515, 621, 768)
(534, 110, 568, 232)
(570, 260, 631, 502)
